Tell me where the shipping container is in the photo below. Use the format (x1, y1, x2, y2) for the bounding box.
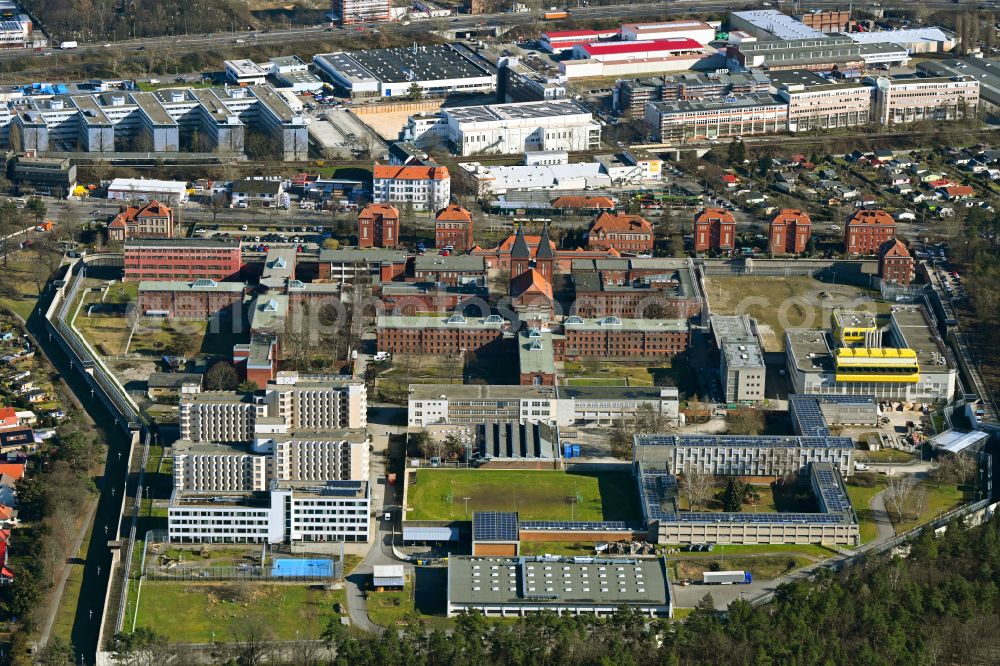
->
(543, 10, 569, 19)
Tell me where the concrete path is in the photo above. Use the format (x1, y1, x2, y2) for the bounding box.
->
(869, 489, 897, 542)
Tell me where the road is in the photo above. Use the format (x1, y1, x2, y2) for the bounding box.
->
(869, 489, 896, 542)
(26, 264, 137, 665)
(10, 0, 989, 62)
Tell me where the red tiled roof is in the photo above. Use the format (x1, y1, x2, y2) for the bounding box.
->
(879, 238, 910, 258)
(511, 268, 553, 301)
(770, 209, 811, 226)
(694, 207, 736, 224)
(582, 38, 702, 55)
(943, 185, 974, 197)
(110, 200, 171, 229)
(0, 464, 24, 481)
(846, 209, 896, 227)
(435, 204, 473, 222)
(358, 203, 399, 219)
(590, 212, 653, 235)
(721, 174, 738, 183)
(373, 164, 450, 181)
(498, 234, 556, 253)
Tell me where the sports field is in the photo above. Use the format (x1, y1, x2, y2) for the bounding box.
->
(406, 469, 641, 522)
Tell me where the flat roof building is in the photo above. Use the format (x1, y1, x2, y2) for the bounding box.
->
(846, 28, 956, 54)
(917, 58, 1000, 113)
(621, 20, 715, 45)
(313, 44, 496, 99)
(645, 94, 788, 142)
(444, 99, 600, 156)
(727, 37, 909, 72)
(446, 555, 672, 618)
(225, 59, 269, 86)
(729, 10, 826, 41)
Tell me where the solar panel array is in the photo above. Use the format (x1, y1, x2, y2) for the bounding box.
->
(811, 464, 853, 514)
(473, 511, 519, 542)
(520, 521, 642, 532)
(789, 394, 876, 437)
(676, 512, 848, 524)
(635, 434, 854, 450)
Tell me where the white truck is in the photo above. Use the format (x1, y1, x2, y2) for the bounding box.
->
(703, 570, 752, 585)
(59, 41, 78, 49)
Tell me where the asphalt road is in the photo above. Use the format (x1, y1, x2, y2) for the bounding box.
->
(9, 0, 989, 62)
(26, 267, 136, 665)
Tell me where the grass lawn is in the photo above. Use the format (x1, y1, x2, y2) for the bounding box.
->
(664, 543, 838, 559)
(366, 580, 415, 627)
(50, 516, 95, 643)
(75, 312, 130, 355)
(677, 483, 780, 513)
(845, 481, 886, 543)
(703, 276, 887, 351)
(673, 555, 808, 582)
(671, 607, 694, 621)
(894, 482, 967, 533)
(406, 469, 641, 522)
(134, 582, 339, 642)
(0, 252, 49, 320)
(857, 449, 917, 463)
(565, 377, 629, 386)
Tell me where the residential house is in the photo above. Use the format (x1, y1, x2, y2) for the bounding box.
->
(768, 209, 811, 255)
(230, 178, 287, 209)
(107, 200, 173, 242)
(434, 204, 475, 251)
(844, 209, 896, 255)
(693, 208, 735, 253)
(586, 212, 654, 254)
(878, 238, 914, 285)
(358, 204, 400, 249)
(371, 163, 451, 212)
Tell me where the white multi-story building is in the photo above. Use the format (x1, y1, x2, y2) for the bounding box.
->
(443, 100, 601, 156)
(371, 163, 451, 212)
(773, 72, 874, 132)
(407, 384, 678, 427)
(179, 372, 367, 442)
(620, 20, 715, 44)
(332, 0, 390, 24)
(646, 94, 787, 142)
(167, 480, 371, 544)
(172, 431, 370, 492)
(225, 59, 269, 86)
(870, 75, 980, 125)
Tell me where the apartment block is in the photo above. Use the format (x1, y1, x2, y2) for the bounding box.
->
(434, 204, 475, 251)
(371, 163, 450, 212)
(179, 392, 258, 443)
(844, 209, 896, 255)
(124, 238, 243, 282)
(693, 207, 736, 253)
(768, 209, 812, 255)
(357, 203, 399, 248)
(107, 200, 173, 241)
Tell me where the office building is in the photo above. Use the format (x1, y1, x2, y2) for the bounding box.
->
(332, 0, 390, 24)
(878, 238, 914, 285)
(371, 163, 451, 212)
(844, 209, 896, 255)
(772, 69, 873, 131)
(357, 203, 400, 248)
(768, 209, 812, 254)
(413, 253, 486, 286)
(267, 55, 325, 93)
(785, 306, 956, 400)
(586, 212, 654, 254)
(225, 59, 269, 86)
(407, 384, 679, 428)
(917, 58, 1000, 114)
(313, 44, 494, 98)
(317, 248, 409, 283)
(446, 555, 672, 618)
(124, 238, 243, 282)
(620, 20, 715, 44)
(434, 204, 475, 251)
(442, 100, 600, 156)
(693, 207, 736, 253)
(869, 75, 979, 125)
(720, 341, 766, 401)
(645, 94, 787, 142)
(168, 480, 370, 544)
(7, 155, 75, 197)
(558, 315, 689, 358)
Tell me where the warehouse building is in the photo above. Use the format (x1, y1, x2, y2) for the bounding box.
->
(561, 40, 711, 79)
(728, 9, 826, 41)
(846, 28, 957, 54)
(621, 20, 715, 45)
(442, 100, 600, 156)
(312, 44, 496, 99)
(167, 480, 371, 544)
(446, 555, 672, 618)
(727, 37, 908, 73)
(540, 28, 620, 54)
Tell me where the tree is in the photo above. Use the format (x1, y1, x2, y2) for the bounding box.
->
(26, 196, 46, 225)
(165, 330, 196, 356)
(230, 613, 273, 666)
(235, 380, 259, 393)
(407, 82, 423, 101)
(111, 628, 168, 666)
(204, 360, 239, 390)
(36, 637, 75, 665)
(717, 478, 758, 512)
(680, 468, 714, 511)
(0, 200, 22, 267)
(884, 475, 919, 524)
(443, 433, 465, 460)
(727, 408, 766, 436)
(210, 192, 227, 223)
(727, 138, 746, 164)
(323, 237, 341, 250)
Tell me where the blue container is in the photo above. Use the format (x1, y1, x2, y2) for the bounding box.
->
(572, 444, 581, 457)
(563, 444, 573, 458)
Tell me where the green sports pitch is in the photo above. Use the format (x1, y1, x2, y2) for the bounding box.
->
(406, 469, 642, 522)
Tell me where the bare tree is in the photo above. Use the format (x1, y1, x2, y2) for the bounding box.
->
(884, 475, 919, 524)
(680, 468, 714, 511)
(230, 614, 273, 666)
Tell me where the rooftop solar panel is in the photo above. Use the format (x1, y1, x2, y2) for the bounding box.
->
(473, 511, 519, 542)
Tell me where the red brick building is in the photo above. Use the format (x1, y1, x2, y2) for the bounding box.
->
(123, 238, 243, 282)
(844, 209, 896, 255)
(108, 200, 173, 241)
(510, 268, 554, 316)
(413, 255, 487, 287)
(558, 316, 689, 358)
(358, 204, 400, 248)
(510, 224, 555, 284)
(768, 209, 812, 255)
(317, 248, 409, 283)
(435, 204, 475, 251)
(471, 233, 619, 272)
(693, 208, 736, 253)
(376, 314, 511, 356)
(137, 279, 245, 319)
(379, 283, 488, 314)
(586, 212, 654, 254)
(572, 270, 701, 319)
(878, 238, 914, 285)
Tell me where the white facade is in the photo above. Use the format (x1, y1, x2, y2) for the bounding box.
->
(168, 482, 371, 544)
(107, 178, 189, 204)
(372, 171, 451, 212)
(173, 447, 268, 492)
(179, 395, 257, 443)
(620, 21, 715, 45)
(457, 161, 611, 196)
(443, 100, 600, 156)
(225, 59, 269, 86)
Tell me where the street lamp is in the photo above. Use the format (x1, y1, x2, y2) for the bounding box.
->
(462, 496, 470, 519)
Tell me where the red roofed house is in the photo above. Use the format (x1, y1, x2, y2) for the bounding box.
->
(941, 185, 974, 200)
(878, 238, 914, 285)
(434, 204, 474, 251)
(551, 196, 615, 212)
(586, 212, 654, 254)
(0, 539, 11, 583)
(358, 204, 400, 249)
(0, 463, 25, 482)
(721, 174, 739, 188)
(844, 209, 896, 255)
(694, 207, 736, 253)
(769, 209, 812, 255)
(372, 163, 450, 212)
(107, 200, 173, 242)
(0, 408, 18, 432)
